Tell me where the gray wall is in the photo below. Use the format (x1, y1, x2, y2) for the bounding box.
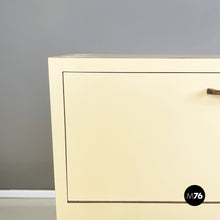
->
(0, 0, 220, 190)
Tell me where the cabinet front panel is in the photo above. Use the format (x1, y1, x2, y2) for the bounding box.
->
(63, 72, 220, 202)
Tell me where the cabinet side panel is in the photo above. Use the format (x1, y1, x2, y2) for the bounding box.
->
(48, 58, 68, 220)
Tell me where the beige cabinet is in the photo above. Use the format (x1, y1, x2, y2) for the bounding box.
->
(49, 55, 220, 220)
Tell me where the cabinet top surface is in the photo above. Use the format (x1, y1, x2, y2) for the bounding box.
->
(49, 54, 220, 59)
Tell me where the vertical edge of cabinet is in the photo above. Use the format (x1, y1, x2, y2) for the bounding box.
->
(48, 58, 68, 220)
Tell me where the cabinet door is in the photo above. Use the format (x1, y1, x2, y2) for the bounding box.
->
(63, 72, 220, 202)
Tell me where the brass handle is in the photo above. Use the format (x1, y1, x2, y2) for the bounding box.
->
(207, 88, 220, 95)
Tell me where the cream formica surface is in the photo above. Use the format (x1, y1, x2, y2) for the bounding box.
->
(48, 55, 220, 220)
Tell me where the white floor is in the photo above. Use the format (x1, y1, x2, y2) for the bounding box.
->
(0, 198, 56, 220)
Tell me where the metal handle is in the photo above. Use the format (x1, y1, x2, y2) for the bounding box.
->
(207, 88, 220, 95)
